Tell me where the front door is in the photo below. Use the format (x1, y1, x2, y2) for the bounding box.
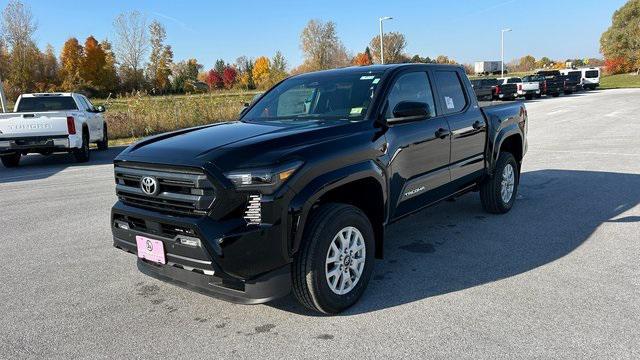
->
(384, 70, 452, 220)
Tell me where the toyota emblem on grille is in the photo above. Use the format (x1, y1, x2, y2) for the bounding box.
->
(140, 176, 159, 196)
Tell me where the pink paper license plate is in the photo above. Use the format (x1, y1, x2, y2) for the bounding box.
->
(136, 236, 166, 264)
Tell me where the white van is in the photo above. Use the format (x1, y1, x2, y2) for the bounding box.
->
(580, 67, 600, 90)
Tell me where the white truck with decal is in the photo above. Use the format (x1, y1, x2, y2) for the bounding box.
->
(0, 93, 108, 168)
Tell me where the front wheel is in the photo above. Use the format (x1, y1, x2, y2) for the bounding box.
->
(1, 153, 21, 168)
(480, 152, 519, 214)
(292, 203, 374, 314)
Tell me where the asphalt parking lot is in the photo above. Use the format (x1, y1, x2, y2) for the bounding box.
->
(1, 89, 639, 359)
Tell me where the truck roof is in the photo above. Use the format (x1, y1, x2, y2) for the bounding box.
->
(20, 93, 78, 98)
(292, 63, 465, 78)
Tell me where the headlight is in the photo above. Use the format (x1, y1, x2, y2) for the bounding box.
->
(225, 161, 303, 193)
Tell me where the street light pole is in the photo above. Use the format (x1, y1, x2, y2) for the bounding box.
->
(501, 28, 512, 77)
(379, 16, 393, 64)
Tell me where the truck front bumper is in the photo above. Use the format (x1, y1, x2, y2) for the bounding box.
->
(0, 135, 70, 154)
(111, 201, 292, 304)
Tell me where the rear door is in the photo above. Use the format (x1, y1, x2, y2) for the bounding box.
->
(384, 70, 451, 219)
(432, 69, 486, 183)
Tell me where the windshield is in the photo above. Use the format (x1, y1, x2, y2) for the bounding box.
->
(242, 72, 383, 122)
(507, 78, 522, 83)
(17, 96, 78, 112)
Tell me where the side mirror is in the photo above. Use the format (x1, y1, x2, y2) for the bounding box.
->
(387, 101, 430, 124)
(239, 103, 250, 117)
(96, 105, 106, 113)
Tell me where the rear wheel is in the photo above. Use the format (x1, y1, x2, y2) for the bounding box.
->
(1, 153, 21, 168)
(97, 124, 109, 150)
(73, 129, 90, 163)
(480, 152, 518, 214)
(552, 92, 560, 97)
(525, 94, 533, 100)
(292, 203, 374, 314)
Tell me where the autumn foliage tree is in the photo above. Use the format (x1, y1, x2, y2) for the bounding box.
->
(60, 37, 84, 90)
(252, 56, 271, 89)
(147, 20, 173, 93)
(369, 32, 407, 64)
(222, 67, 237, 89)
(80, 36, 107, 88)
(600, 0, 640, 74)
(352, 48, 373, 66)
(299, 19, 350, 72)
(206, 69, 223, 89)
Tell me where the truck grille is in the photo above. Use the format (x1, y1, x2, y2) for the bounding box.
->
(114, 163, 215, 216)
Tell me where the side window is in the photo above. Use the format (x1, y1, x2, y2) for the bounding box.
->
(434, 71, 468, 115)
(83, 96, 96, 111)
(385, 72, 436, 119)
(75, 96, 89, 111)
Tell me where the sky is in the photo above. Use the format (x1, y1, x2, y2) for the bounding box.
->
(3, 0, 627, 70)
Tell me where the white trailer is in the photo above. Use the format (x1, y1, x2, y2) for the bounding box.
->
(475, 61, 503, 75)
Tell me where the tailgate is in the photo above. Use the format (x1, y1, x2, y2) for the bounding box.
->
(522, 82, 539, 91)
(0, 112, 70, 138)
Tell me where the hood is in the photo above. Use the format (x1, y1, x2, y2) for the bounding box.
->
(116, 120, 365, 170)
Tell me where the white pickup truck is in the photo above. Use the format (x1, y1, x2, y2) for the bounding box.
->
(0, 93, 108, 168)
(498, 77, 541, 100)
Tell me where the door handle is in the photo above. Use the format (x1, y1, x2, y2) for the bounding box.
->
(435, 128, 450, 139)
(472, 120, 486, 130)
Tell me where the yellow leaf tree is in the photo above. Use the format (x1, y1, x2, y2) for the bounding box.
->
(60, 37, 84, 91)
(80, 36, 107, 87)
(252, 56, 271, 89)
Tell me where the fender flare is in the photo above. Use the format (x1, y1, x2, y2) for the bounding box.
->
(287, 160, 387, 255)
(489, 125, 522, 174)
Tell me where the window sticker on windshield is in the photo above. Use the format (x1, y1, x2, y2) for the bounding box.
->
(445, 96, 455, 109)
(360, 75, 375, 80)
(350, 107, 364, 115)
(372, 78, 380, 84)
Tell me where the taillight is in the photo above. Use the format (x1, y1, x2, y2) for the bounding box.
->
(67, 116, 76, 135)
(495, 85, 501, 94)
(518, 84, 522, 91)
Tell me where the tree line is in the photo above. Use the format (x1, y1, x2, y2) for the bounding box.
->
(3, 0, 634, 102)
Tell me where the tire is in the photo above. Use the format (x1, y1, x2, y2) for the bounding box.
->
(535, 93, 542, 99)
(97, 124, 109, 150)
(1, 153, 21, 168)
(292, 203, 375, 314)
(552, 92, 560, 97)
(73, 129, 90, 163)
(525, 94, 533, 100)
(480, 152, 519, 214)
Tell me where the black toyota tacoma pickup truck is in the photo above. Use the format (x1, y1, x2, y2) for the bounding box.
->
(111, 64, 527, 314)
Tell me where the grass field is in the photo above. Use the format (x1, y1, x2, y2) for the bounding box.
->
(599, 73, 640, 89)
(96, 91, 260, 140)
